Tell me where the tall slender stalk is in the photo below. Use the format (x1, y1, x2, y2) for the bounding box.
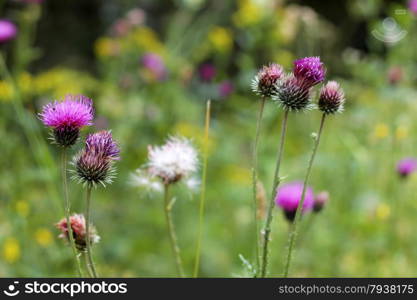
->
(283, 113, 326, 277)
(61, 149, 83, 277)
(252, 97, 266, 275)
(164, 184, 185, 277)
(85, 185, 98, 278)
(260, 109, 289, 277)
(193, 100, 211, 278)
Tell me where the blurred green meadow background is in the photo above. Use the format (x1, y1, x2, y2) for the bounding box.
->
(1, 0, 417, 277)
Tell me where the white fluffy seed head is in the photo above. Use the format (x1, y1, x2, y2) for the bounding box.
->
(130, 168, 163, 193)
(147, 136, 199, 184)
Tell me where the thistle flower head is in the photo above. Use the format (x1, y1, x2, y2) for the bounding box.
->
(313, 191, 329, 213)
(147, 136, 198, 184)
(275, 181, 314, 221)
(39, 94, 94, 147)
(73, 131, 120, 187)
(0, 20, 17, 44)
(397, 157, 417, 178)
(251, 63, 284, 98)
(56, 214, 100, 251)
(293, 56, 325, 88)
(318, 81, 345, 114)
(272, 74, 312, 111)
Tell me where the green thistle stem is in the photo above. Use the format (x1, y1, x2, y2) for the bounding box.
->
(193, 100, 211, 278)
(61, 149, 83, 277)
(260, 109, 289, 277)
(283, 113, 326, 278)
(252, 97, 265, 276)
(85, 185, 98, 278)
(164, 184, 185, 277)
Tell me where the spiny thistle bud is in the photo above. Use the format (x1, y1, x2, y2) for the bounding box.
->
(293, 56, 326, 88)
(275, 181, 314, 222)
(396, 157, 417, 178)
(56, 214, 100, 251)
(147, 136, 198, 185)
(251, 63, 284, 98)
(313, 191, 329, 213)
(273, 75, 312, 111)
(39, 95, 94, 147)
(318, 81, 345, 114)
(73, 131, 120, 187)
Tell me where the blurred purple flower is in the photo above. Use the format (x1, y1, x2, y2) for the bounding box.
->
(275, 181, 314, 221)
(293, 56, 325, 88)
(409, 0, 417, 15)
(397, 157, 417, 178)
(219, 80, 234, 98)
(141, 53, 167, 81)
(387, 66, 403, 85)
(0, 20, 17, 44)
(199, 63, 216, 82)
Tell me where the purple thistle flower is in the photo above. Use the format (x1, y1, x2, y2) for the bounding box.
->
(0, 20, 17, 44)
(409, 0, 417, 15)
(293, 56, 325, 88)
(273, 74, 312, 111)
(73, 131, 120, 187)
(318, 81, 345, 114)
(141, 53, 167, 81)
(313, 191, 329, 213)
(251, 63, 284, 98)
(39, 95, 94, 147)
(86, 131, 120, 161)
(199, 63, 216, 82)
(397, 157, 417, 178)
(275, 181, 314, 221)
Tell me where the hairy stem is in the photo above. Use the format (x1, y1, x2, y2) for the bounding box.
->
(252, 97, 266, 276)
(193, 100, 211, 278)
(61, 148, 83, 277)
(85, 185, 98, 278)
(164, 184, 185, 277)
(283, 113, 326, 277)
(260, 109, 289, 277)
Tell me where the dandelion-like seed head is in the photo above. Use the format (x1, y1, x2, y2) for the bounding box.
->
(397, 157, 417, 178)
(251, 63, 284, 98)
(275, 181, 314, 222)
(39, 94, 94, 147)
(313, 191, 329, 213)
(130, 168, 164, 193)
(293, 56, 326, 88)
(318, 81, 345, 114)
(56, 214, 100, 251)
(148, 136, 198, 185)
(272, 74, 313, 112)
(73, 131, 120, 187)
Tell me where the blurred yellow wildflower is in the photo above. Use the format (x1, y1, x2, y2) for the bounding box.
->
(94, 37, 120, 58)
(208, 27, 233, 53)
(395, 125, 408, 141)
(376, 203, 391, 220)
(224, 164, 251, 186)
(273, 50, 295, 69)
(232, 0, 263, 27)
(15, 200, 30, 218)
(373, 123, 389, 140)
(35, 228, 53, 247)
(129, 26, 165, 54)
(0, 81, 14, 102)
(3, 238, 21, 264)
(33, 68, 97, 99)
